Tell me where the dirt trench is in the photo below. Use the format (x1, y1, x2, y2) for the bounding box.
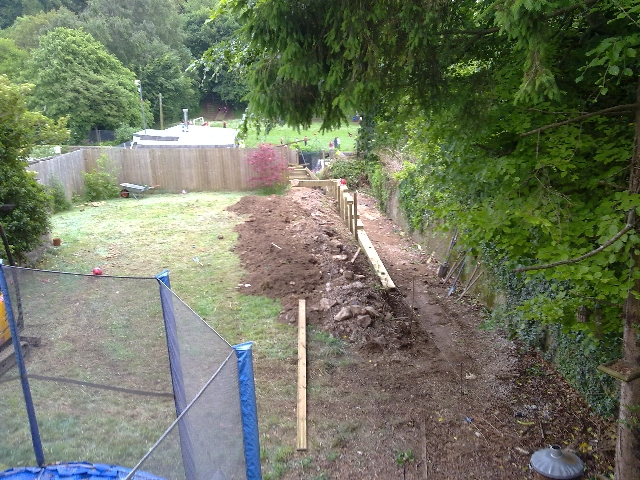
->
(228, 187, 615, 479)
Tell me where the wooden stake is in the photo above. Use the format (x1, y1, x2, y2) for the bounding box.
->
(296, 299, 307, 451)
(353, 190, 359, 241)
(350, 247, 361, 263)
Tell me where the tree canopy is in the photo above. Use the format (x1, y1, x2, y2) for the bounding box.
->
(30, 27, 144, 142)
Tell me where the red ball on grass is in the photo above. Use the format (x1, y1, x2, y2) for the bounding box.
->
(92, 267, 103, 275)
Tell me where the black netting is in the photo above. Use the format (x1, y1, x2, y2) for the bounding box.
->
(0, 266, 248, 479)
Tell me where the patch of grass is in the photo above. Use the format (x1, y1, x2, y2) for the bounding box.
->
(220, 119, 360, 152)
(330, 423, 359, 449)
(310, 328, 346, 357)
(262, 445, 295, 480)
(1, 192, 291, 469)
(326, 450, 340, 462)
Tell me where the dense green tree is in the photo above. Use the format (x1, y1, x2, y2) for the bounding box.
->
(30, 27, 144, 142)
(0, 75, 69, 261)
(184, 0, 248, 107)
(221, 0, 640, 476)
(0, 38, 30, 82)
(138, 51, 200, 123)
(0, 7, 81, 50)
(80, 0, 200, 126)
(81, 0, 186, 68)
(0, 0, 87, 29)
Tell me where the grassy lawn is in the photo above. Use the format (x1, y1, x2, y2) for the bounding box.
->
(0, 192, 296, 474)
(208, 119, 361, 152)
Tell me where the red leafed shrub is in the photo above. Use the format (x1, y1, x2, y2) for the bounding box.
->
(247, 143, 288, 189)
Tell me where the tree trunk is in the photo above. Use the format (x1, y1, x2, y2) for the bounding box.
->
(615, 77, 640, 480)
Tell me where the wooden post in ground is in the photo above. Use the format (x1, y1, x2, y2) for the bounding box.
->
(353, 190, 358, 241)
(296, 299, 307, 451)
(347, 197, 354, 234)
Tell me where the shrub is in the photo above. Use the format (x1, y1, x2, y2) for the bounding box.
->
(0, 166, 51, 262)
(247, 143, 288, 194)
(114, 124, 136, 145)
(325, 157, 368, 189)
(47, 177, 72, 213)
(82, 154, 121, 201)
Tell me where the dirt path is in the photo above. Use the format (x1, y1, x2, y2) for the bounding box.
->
(229, 188, 615, 479)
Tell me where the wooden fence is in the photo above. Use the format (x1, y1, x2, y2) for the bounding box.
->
(28, 147, 298, 199)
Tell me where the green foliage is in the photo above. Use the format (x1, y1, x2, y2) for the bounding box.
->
(0, 76, 52, 261)
(114, 124, 136, 145)
(479, 248, 621, 417)
(47, 177, 72, 213)
(394, 449, 415, 466)
(0, 0, 86, 30)
(325, 158, 368, 190)
(80, 0, 200, 126)
(187, 1, 249, 107)
(367, 161, 388, 211)
(0, 38, 29, 83)
(0, 7, 82, 51)
(82, 154, 120, 201)
(137, 51, 200, 124)
(81, 0, 185, 68)
(30, 27, 143, 142)
(547, 325, 620, 418)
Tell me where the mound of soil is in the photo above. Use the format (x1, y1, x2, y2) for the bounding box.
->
(228, 188, 615, 479)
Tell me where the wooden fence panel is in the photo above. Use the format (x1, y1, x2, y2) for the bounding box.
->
(28, 146, 300, 198)
(29, 150, 86, 199)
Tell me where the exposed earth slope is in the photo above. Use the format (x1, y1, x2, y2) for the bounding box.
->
(228, 187, 615, 479)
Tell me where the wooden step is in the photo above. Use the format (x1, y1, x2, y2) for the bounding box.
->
(0, 341, 30, 377)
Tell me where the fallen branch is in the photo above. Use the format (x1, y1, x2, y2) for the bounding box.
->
(515, 223, 633, 272)
(520, 104, 637, 137)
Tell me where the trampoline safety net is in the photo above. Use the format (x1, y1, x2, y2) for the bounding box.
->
(0, 266, 258, 480)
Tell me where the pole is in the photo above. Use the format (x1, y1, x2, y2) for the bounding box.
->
(0, 222, 23, 329)
(156, 272, 197, 480)
(135, 80, 146, 133)
(159, 93, 164, 130)
(0, 264, 45, 466)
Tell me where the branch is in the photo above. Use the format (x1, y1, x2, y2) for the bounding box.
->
(440, 0, 601, 37)
(515, 223, 634, 273)
(598, 180, 628, 191)
(520, 104, 638, 137)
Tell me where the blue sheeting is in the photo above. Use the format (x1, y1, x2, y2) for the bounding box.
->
(233, 342, 261, 480)
(0, 462, 165, 479)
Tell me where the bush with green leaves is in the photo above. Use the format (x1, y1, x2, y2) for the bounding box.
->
(324, 157, 368, 189)
(82, 154, 121, 201)
(47, 177, 72, 213)
(114, 125, 137, 145)
(0, 76, 54, 262)
(0, 166, 52, 261)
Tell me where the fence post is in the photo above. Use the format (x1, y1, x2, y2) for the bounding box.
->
(353, 190, 358, 240)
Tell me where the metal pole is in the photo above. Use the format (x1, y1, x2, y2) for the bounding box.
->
(135, 80, 146, 133)
(0, 264, 45, 466)
(159, 93, 163, 130)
